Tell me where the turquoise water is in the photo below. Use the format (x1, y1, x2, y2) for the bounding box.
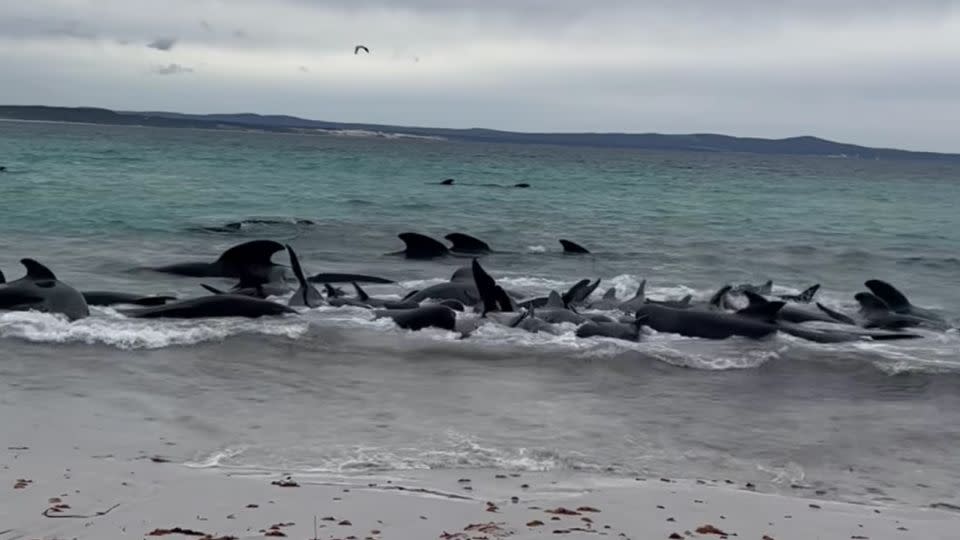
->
(3, 120, 958, 297)
(1, 120, 959, 510)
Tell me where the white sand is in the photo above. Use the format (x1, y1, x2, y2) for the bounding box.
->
(2, 441, 957, 540)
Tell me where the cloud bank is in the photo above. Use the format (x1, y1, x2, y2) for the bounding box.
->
(0, 0, 958, 150)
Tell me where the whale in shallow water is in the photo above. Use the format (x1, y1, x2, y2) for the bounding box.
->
(390, 232, 449, 259)
(405, 281, 481, 306)
(775, 321, 922, 343)
(525, 291, 588, 325)
(587, 287, 620, 310)
(487, 308, 560, 334)
(732, 280, 773, 296)
(0, 259, 89, 321)
(817, 290, 951, 331)
(576, 319, 642, 342)
(778, 284, 820, 303)
(559, 239, 590, 254)
(196, 218, 316, 234)
(81, 291, 176, 306)
(635, 301, 782, 340)
(285, 245, 323, 308)
(403, 265, 505, 306)
(307, 273, 394, 284)
(124, 294, 296, 319)
(518, 278, 592, 309)
(742, 291, 845, 325)
(374, 305, 457, 331)
(566, 278, 601, 305)
(445, 233, 492, 254)
(151, 239, 287, 283)
(864, 280, 947, 326)
(347, 282, 417, 309)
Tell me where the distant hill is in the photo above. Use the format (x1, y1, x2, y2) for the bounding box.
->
(1, 105, 956, 161)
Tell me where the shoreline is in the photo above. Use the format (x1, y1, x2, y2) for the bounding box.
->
(3, 442, 956, 540)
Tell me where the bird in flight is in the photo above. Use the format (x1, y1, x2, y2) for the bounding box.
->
(354, 45, 370, 55)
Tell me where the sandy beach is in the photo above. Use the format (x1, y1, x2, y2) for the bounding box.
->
(3, 434, 956, 540)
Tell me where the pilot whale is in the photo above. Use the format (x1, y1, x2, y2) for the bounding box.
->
(0, 259, 90, 321)
(151, 239, 287, 283)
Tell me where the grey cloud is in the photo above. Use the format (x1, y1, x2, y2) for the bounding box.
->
(153, 63, 193, 75)
(147, 37, 177, 51)
(0, 0, 958, 151)
(50, 20, 97, 40)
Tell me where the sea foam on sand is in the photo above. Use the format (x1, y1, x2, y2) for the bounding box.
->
(2, 440, 956, 540)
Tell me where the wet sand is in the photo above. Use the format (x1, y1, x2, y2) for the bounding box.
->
(2, 439, 955, 540)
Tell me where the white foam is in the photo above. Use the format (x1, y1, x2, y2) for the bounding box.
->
(185, 446, 249, 469)
(197, 430, 599, 476)
(0, 309, 308, 349)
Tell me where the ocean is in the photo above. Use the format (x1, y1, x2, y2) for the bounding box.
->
(1, 120, 958, 510)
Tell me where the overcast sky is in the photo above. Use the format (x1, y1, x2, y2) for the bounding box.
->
(1, 0, 958, 151)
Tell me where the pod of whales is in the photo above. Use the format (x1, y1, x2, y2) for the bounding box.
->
(390, 232, 494, 258)
(814, 280, 950, 331)
(0, 238, 947, 347)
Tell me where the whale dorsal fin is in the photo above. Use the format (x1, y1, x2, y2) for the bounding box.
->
(0, 269, 5, 284)
(864, 280, 910, 312)
(352, 282, 370, 301)
(450, 266, 474, 282)
(737, 299, 784, 322)
(602, 287, 617, 299)
(201, 284, 227, 295)
(678, 294, 692, 306)
(216, 240, 284, 265)
(234, 272, 269, 288)
(558, 239, 590, 254)
(562, 279, 590, 307)
(495, 285, 514, 312)
(402, 289, 420, 301)
(743, 291, 769, 308)
(780, 284, 820, 303)
(758, 280, 773, 295)
(285, 244, 323, 307)
(816, 302, 857, 325)
(855, 292, 889, 314)
(709, 285, 733, 309)
(574, 278, 602, 304)
(632, 280, 646, 300)
(397, 232, 449, 259)
(286, 244, 308, 286)
(508, 310, 530, 328)
(323, 284, 343, 298)
(471, 258, 499, 316)
(20, 259, 57, 280)
(546, 291, 565, 309)
(445, 233, 492, 253)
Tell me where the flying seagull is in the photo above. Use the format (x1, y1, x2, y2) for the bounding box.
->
(354, 45, 370, 55)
